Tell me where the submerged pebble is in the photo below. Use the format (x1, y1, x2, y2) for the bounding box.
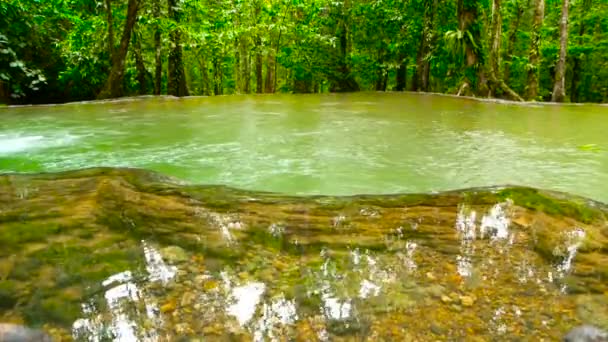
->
(0, 323, 52, 342)
(563, 325, 608, 342)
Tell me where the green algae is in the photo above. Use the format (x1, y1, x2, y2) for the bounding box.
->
(497, 187, 604, 224)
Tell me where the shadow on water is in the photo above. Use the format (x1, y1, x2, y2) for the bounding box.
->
(0, 167, 607, 341)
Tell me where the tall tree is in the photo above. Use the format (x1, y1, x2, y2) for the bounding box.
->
(264, 51, 275, 93)
(413, 0, 437, 92)
(527, 0, 544, 100)
(132, 31, 149, 95)
(254, 1, 264, 94)
(502, 0, 525, 84)
(455, 0, 486, 96)
(552, 0, 569, 102)
(105, 0, 115, 61)
(153, 0, 162, 95)
(488, 0, 523, 101)
(569, 0, 591, 103)
(168, 0, 189, 97)
(395, 54, 407, 91)
(99, 0, 140, 99)
(329, 0, 359, 92)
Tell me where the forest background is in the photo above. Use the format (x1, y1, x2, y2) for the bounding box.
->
(1, 0, 606, 104)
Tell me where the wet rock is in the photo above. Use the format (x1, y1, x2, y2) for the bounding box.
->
(576, 295, 608, 330)
(563, 325, 608, 342)
(326, 317, 371, 337)
(424, 284, 444, 298)
(2, 168, 608, 341)
(450, 304, 463, 312)
(174, 322, 192, 335)
(161, 300, 176, 313)
(160, 246, 189, 263)
(459, 295, 475, 307)
(0, 323, 52, 342)
(181, 292, 196, 307)
(0, 281, 18, 309)
(430, 323, 446, 335)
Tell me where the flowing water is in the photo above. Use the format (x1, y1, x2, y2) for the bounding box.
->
(1, 92, 608, 201)
(0, 93, 607, 341)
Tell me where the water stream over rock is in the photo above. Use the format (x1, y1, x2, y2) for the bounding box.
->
(0, 168, 606, 340)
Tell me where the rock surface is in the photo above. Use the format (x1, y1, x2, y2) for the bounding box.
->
(563, 325, 608, 342)
(0, 167, 606, 341)
(0, 323, 52, 342)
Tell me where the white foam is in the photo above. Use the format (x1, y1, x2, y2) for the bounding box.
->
(359, 279, 381, 298)
(556, 228, 586, 275)
(0, 133, 78, 155)
(321, 296, 352, 320)
(102, 271, 133, 287)
(0, 135, 43, 154)
(456, 207, 477, 240)
(456, 255, 473, 277)
(480, 203, 511, 241)
(142, 241, 177, 283)
(227, 282, 266, 326)
(403, 241, 418, 271)
(253, 296, 298, 342)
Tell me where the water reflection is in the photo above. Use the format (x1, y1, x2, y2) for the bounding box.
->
(72, 241, 173, 341)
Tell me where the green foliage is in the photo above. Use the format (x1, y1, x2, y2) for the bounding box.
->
(0, 0, 607, 103)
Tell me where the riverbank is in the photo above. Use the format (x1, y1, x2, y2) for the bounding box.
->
(3, 91, 608, 109)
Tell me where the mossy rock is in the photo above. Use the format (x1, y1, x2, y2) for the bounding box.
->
(0, 280, 19, 309)
(0, 167, 607, 340)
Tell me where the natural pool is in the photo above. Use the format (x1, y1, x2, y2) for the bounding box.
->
(0, 93, 607, 341)
(1, 92, 608, 202)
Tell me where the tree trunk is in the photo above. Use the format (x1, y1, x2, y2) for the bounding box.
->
(293, 79, 312, 93)
(274, 6, 288, 92)
(412, 36, 424, 91)
(167, 0, 189, 97)
(264, 50, 275, 93)
(414, 0, 436, 92)
(0, 81, 9, 105)
(198, 57, 210, 96)
(375, 53, 386, 91)
(395, 56, 407, 91)
(569, 0, 590, 103)
(457, 0, 486, 95)
(153, 0, 162, 95)
(488, 0, 502, 95)
(330, 0, 359, 92)
(527, 0, 544, 100)
(99, 0, 140, 99)
(133, 32, 149, 95)
(105, 0, 115, 61)
(488, 0, 524, 101)
(254, 2, 264, 94)
(213, 56, 223, 95)
(552, 0, 569, 102)
(503, 1, 524, 84)
(255, 37, 263, 94)
(240, 38, 251, 93)
(235, 39, 241, 93)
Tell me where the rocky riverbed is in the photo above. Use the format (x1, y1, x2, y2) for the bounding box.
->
(0, 168, 607, 340)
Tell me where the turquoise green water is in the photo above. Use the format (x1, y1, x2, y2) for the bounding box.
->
(1, 92, 607, 201)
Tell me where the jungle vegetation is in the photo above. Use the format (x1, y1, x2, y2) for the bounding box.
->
(0, 0, 607, 104)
